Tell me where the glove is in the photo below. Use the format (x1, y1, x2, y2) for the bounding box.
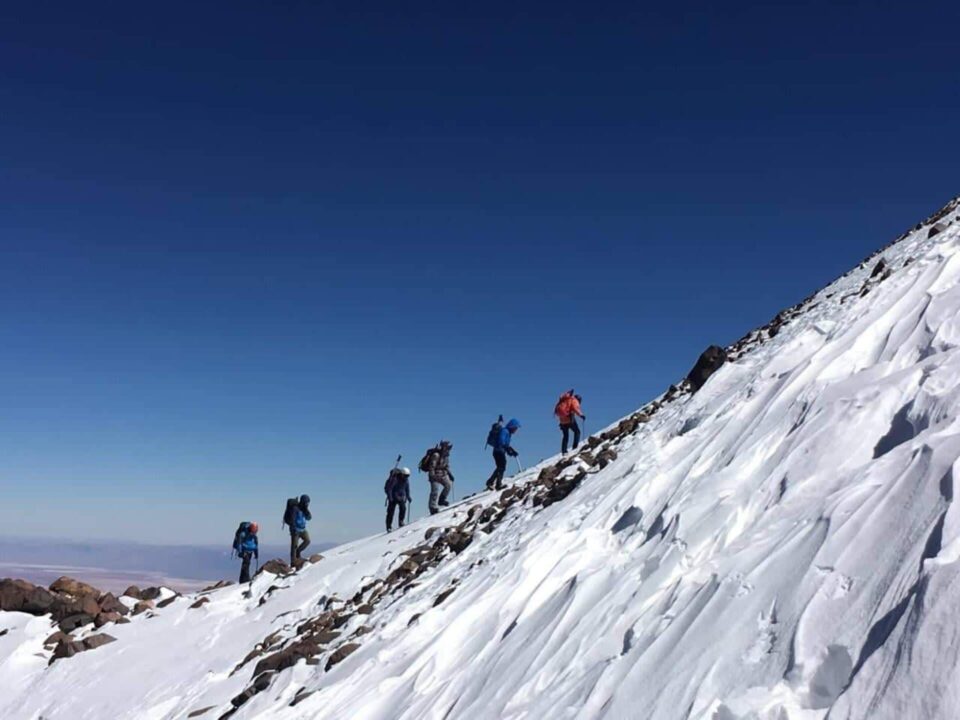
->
(507, 447, 518, 457)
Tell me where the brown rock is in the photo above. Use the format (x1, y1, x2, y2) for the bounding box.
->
(187, 707, 216, 718)
(157, 595, 179, 609)
(199, 580, 233, 593)
(95, 612, 122, 628)
(83, 633, 117, 650)
(307, 554, 325, 564)
(353, 625, 372, 637)
(190, 597, 211, 610)
(97, 592, 130, 616)
(59, 613, 95, 632)
(686, 345, 728, 392)
(140, 587, 163, 601)
(325, 642, 360, 671)
(122, 586, 142, 599)
(49, 576, 100, 599)
(444, 529, 473, 554)
(44, 630, 71, 648)
(0, 579, 57, 616)
(434, 587, 456, 607)
(50, 638, 87, 663)
(356, 604, 374, 615)
(257, 559, 293, 577)
(132, 600, 155, 616)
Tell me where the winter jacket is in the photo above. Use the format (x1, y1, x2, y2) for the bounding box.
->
(293, 506, 310, 532)
(555, 393, 583, 425)
(493, 419, 521, 451)
(385, 471, 412, 502)
(426, 448, 453, 482)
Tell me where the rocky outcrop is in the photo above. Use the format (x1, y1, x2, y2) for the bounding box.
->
(686, 345, 728, 392)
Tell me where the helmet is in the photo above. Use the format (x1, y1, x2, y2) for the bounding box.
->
(249, 522, 259, 534)
(300, 494, 310, 506)
(399, 467, 411, 476)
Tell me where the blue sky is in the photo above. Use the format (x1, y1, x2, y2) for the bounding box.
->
(1, 1, 957, 546)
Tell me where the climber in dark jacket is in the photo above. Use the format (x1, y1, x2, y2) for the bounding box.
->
(486, 418, 521, 491)
(289, 495, 312, 565)
(385, 467, 413, 531)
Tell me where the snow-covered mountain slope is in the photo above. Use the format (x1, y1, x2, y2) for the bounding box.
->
(3, 198, 960, 720)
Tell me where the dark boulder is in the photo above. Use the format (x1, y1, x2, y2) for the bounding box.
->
(325, 643, 360, 671)
(83, 633, 117, 650)
(122, 586, 142, 599)
(190, 597, 211, 610)
(50, 638, 87, 663)
(0, 579, 57, 616)
(256, 559, 293, 577)
(97, 593, 130, 616)
(140, 587, 163, 601)
(59, 613, 95, 632)
(686, 345, 728, 392)
(95, 612, 123, 628)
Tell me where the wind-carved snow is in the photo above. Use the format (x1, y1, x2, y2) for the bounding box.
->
(1, 199, 960, 720)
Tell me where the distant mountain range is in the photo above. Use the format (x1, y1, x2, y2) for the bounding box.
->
(0, 535, 335, 593)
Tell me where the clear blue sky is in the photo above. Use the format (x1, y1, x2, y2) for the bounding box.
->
(1, 1, 957, 546)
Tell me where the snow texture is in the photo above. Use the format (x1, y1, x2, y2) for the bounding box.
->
(2, 197, 960, 719)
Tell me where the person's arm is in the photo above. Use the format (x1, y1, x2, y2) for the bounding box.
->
(572, 397, 585, 419)
(303, 507, 312, 521)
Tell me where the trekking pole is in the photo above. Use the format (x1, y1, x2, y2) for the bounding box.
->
(515, 454, 524, 473)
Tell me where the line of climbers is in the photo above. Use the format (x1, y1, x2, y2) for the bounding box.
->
(230, 390, 586, 582)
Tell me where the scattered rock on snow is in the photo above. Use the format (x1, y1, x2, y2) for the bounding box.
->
(325, 642, 360, 671)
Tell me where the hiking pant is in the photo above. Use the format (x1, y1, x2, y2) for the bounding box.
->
(428, 474, 452, 514)
(239, 551, 254, 583)
(487, 449, 508, 490)
(290, 530, 310, 565)
(386, 499, 408, 530)
(561, 420, 581, 454)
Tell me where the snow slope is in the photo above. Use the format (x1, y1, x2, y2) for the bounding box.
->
(2, 197, 960, 720)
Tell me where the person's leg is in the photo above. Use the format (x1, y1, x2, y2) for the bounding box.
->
(438, 476, 451, 506)
(289, 533, 297, 565)
(561, 423, 570, 454)
(429, 480, 440, 513)
(398, 501, 407, 527)
(297, 530, 311, 559)
(494, 450, 508, 490)
(386, 500, 397, 531)
(572, 419, 581, 450)
(239, 551, 251, 583)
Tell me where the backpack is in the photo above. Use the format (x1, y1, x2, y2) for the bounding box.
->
(555, 392, 574, 418)
(418, 447, 439, 473)
(384, 470, 398, 496)
(282, 497, 299, 528)
(486, 415, 504, 448)
(232, 521, 252, 555)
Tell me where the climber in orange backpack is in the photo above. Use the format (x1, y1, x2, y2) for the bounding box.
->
(555, 389, 585, 454)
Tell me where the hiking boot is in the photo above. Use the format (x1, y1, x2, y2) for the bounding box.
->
(495, 483, 505, 490)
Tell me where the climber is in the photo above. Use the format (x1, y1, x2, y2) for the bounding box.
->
(555, 390, 585, 454)
(486, 418, 521, 491)
(385, 466, 412, 531)
(421, 440, 455, 514)
(232, 521, 259, 583)
(282, 494, 312, 566)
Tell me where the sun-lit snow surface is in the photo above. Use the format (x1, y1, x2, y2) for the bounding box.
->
(3, 201, 960, 720)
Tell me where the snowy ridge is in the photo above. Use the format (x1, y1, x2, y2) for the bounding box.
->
(2, 196, 960, 720)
